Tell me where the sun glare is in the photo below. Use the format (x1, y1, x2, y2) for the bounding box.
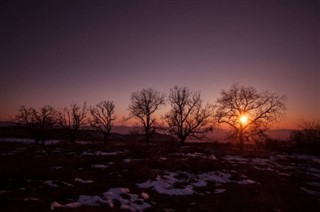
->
(240, 115, 248, 124)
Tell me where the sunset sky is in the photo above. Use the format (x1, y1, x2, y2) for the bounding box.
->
(1, 0, 319, 129)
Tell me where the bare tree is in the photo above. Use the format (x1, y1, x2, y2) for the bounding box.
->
(164, 86, 215, 145)
(291, 119, 320, 145)
(128, 88, 165, 144)
(216, 84, 286, 149)
(90, 101, 116, 144)
(15, 105, 56, 144)
(57, 102, 87, 144)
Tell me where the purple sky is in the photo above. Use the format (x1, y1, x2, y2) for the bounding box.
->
(1, 0, 319, 128)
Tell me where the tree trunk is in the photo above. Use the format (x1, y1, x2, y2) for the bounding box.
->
(180, 136, 186, 146)
(145, 133, 150, 145)
(103, 133, 109, 144)
(239, 125, 244, 151)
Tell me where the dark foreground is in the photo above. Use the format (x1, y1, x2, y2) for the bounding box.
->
(0, 139, 319, 212)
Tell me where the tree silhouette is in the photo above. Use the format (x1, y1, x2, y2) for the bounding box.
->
(57, 102, 87, 144)
(164, 86, 215, 145)
(90, 101, 116, 144)
(216, 84, 286, 149)
(16, 105, 56, 144)
(128, 88, 165, 144)
(291, 119, 320, 147)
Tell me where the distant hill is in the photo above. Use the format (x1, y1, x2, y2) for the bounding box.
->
(204, 128, 292, 142)
(0, 122, 292, 142)
(0, 122, 16, 127)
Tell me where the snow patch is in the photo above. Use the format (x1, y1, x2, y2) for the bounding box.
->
(137, 170, 257, 196)
(214, 189, 226, 194)
(51, 188, 151, 211)
(81, 151, 124, 156)
(44, 180, 73, 187)
(44, 181, 59, 188)
(123, 158, 142, 163)
(51, 166, 63, 170)
(74, 178, 94, 184)
(171, 152, 217, 160)
(301, 186, 320, 196)
(91, 164, 108, 169)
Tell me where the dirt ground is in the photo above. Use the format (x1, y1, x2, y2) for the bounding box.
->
(0, 139, 319, 212)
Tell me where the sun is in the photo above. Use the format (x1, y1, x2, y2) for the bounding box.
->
(239, 115, 248, 124)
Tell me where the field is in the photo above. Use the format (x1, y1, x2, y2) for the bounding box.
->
(0, 138, 320, 211)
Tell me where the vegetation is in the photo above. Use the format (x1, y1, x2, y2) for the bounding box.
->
(11, 84, 291, 148)
(290, 119, 320, 152)
(89, 101, 116, 144)
(164, 86, 215, 145)
(3, 88, 319, 211)
(15, 105, 56, 144)
(128, 88, 165, 144)
(215, 84, 286, 150)
(57, 102, 88, 144)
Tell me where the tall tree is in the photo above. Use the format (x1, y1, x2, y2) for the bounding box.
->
(16, 105, 56, 144)
(57, 102, 87, 144)
(164, 86, 215, 145)
(90, 101, 116, 144)
(216, 84, 286, 149)
(128, 88, 165, 144)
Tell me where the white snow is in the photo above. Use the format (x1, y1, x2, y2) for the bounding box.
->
(171, 152, 217, 160)
(138, 179, 195, 195)
(51, 188, 151, 211)
(224, 153, 320, 180)
(301, 186, 320, 196)
(44, 180, 73, 187)
(141, 192, 150, 200)
(0, 138, 35, 144)
(123, 158, 142, 163)
(51, 195, 108, 209)
(214, 189, 226, 194)
(44, 181, 59, 188)
(51, 166, 63, 170)
(223, 155, 249, 163)
(237, 179, 257, 185)
(91, 164, 108, 169)
(252, 166, 275, 171)
(81, 151, 122, 156)
(74, 178, 94, 184)
(0, 138, 60, 145)
(137, 170, 257, 196)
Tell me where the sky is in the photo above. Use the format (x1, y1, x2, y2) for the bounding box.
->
(1, 0, 319, 129)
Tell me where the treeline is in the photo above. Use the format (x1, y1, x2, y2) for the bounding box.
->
(264, 120, 320, 154)
(14, 84, 292, 149)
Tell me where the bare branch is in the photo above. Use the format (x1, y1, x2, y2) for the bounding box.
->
(15, 105, 56, 144)
(127, 88, 165, 144)
(57, 102, 87, 143)
(215, 84, 287, 148)
(164, 86, 215, 145)
(89, 101, 116, 143)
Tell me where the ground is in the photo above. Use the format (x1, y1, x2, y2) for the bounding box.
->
(0, 139, 319, 211)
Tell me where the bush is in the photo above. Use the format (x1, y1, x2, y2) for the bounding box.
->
(290, 120, 320, 154)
